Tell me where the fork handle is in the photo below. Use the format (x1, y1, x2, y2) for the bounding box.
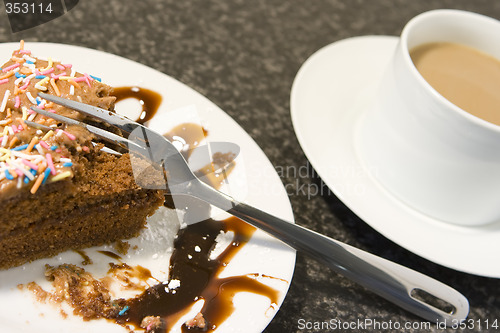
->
(187, 180, 469, 326)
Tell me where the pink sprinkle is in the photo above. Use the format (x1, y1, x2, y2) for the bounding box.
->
(45, 153, 56, 175)
(62, 64, 72, 69)
(0, 78, 9, 85)
(14, 96, 20, 108)
(39, 140, 50, 149)
(15, 169, 23, 177)
(50, 72, 67, 80)
(22, 159, 38, 170)
(56, 64, 66, 71)
(27, 109, 36, 115)
(19, 79, 30, 90)
(34, 69, 41, 76)
(58, 129, 76, 140)
(46, 109, 56, 113)
(83, 73, 92, 87)
(40, 68, 54, 75)
(55, 148, 62, 153)
(11, 125, 19, 133)
(2, 63, 20, 72)
(19, 50, 31, 54)
(17, 125, 23, 131)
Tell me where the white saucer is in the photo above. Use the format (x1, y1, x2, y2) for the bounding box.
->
(290, 35, 500, 278)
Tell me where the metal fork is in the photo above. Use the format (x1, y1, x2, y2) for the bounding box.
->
(32, 92, 468, 326)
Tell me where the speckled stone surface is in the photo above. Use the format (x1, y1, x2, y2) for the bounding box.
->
(1, 1, 499, 332)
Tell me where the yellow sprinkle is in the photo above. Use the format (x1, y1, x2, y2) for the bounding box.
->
(38, 76, 50, 85)
(39, 57, 53, 72)
(0, 147, 10, 154)
(51, 170, 72, 182)
(42, 130, 54, 141)
(49, 78, 61, 97)
(21, 106, 28, 121)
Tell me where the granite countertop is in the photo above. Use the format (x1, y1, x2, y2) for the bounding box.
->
(1, 1, 499, 332)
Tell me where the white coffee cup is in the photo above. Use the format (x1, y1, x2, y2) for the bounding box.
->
(359, 9, 500, 226)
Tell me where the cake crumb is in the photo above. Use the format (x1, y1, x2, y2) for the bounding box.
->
(141, 315, 166, 332)
(185, 312, 207, 330)
(114, 240, 131, 255)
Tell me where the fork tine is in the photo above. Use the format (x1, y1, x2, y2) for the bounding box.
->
(30, 106, 146, 153)
(37, 92, 137, 134)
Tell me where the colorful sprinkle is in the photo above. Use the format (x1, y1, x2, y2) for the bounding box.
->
(50, 170, 72, 182)
(0, 89, 11, 112)
(4, 169, 14, 180)
(42, 167, 51, 184)
(30, 172, 45, 194)
(45, 153, 56, 175)
(2, 63, 20, 72)
(11, 144, 28, 151)
(118, 306, 129, 316)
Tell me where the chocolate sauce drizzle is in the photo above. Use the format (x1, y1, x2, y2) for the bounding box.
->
(114, 86, 163, 124)
(111, 87, 283, 332)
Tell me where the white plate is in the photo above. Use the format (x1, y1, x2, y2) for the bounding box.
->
(0, 42, 296, 332)
(290, 35, 500, 278)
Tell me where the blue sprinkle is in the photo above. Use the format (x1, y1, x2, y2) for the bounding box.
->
(89, 75, 101, 82)
(118, 306, 129, 316)
(15, 72, 26, 78)
(36, 97, 42, 105)
(63, 162, 73, 167)
(5, 169, 14, 180)
(35, 75, 46, 79)
(26, 60, 34, 64)
(24, 176, 30, 184)
(42, 168, 51, 184)
(30, 169, 37, 176)
(11, 144, 29, 151)
(50, 145, 58, 151)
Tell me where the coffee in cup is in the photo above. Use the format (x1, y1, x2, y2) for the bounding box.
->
(410, 42, 500, 126)
(358, 9, 500, 226)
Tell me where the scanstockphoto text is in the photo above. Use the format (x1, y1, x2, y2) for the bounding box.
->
(296, 317, 499, 331)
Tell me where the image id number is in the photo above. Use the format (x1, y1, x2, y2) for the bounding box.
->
(5, 2, 53, 14)
(452, 318, 499, 330)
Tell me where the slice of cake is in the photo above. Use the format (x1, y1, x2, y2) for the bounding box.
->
(0, 41, 165, 270)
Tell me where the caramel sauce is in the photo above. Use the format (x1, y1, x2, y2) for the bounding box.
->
(106, 88, 283, 331)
